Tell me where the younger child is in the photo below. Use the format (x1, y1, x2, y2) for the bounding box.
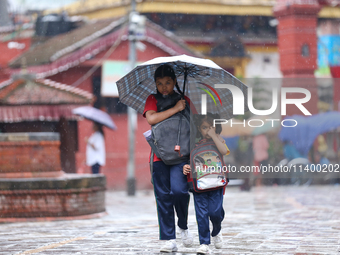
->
(183, 113, 229, 254)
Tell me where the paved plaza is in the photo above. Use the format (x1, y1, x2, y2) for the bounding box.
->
(1, 185, 340, 255)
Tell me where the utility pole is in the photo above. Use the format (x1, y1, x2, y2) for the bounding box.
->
(127, 0, 137, 196)
(0, 0, 12, 27)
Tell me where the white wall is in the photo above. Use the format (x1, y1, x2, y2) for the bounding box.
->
(245, 52, 282, 78)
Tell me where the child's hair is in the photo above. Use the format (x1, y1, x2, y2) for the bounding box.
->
(194, 155, 205, 164)
(154, 64, 183, 95)
(194, 112, 222, 138)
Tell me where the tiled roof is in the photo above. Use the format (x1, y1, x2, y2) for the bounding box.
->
(9, 18, 116, 68)
(0, 78, 94, 122)
(0, 104, 84, 122)
(8, 17, 200, 78)
(0, 78, 94, 105)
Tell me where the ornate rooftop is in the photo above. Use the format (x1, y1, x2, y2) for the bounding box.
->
(46, 0, 340, 18)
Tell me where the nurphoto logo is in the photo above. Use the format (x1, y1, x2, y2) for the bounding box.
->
(199, 84, 312, 128)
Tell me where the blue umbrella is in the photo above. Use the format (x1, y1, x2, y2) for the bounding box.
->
(279, 111, 340, 156)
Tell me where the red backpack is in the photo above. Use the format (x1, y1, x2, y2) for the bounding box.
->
(187, 139, 229, 193)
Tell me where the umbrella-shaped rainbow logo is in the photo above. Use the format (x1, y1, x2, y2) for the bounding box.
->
(197, 82, 223, 106)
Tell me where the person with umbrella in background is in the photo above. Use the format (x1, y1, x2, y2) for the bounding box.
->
(86, 122, 105, 174)
(72, 106, 117, 174)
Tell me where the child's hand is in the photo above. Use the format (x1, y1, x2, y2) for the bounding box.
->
(183, 164, 191, 175)
(175, 99, 186, 112)
(207, 126, 217, 138)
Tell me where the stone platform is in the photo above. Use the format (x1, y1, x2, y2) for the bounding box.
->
(0, 174, 106, 220)
(0, 132, 106, 221)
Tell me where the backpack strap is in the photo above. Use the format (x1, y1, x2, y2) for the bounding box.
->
(153, 92, 182, 112)
(150, 150, 154, 185)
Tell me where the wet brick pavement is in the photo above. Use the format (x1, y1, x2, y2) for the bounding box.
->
(1, 185, 340, 255)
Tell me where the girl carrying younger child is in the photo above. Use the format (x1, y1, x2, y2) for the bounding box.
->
(143, 64, 196, 253)
(183, 112, 230, 254)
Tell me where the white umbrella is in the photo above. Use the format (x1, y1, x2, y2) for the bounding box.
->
(72, 106, 117, 130)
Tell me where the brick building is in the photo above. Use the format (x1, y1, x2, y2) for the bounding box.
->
(4, 18, 200, 190)
(0, 76, 94, 174)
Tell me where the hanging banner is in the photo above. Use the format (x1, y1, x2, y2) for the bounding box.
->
(101, 61, 131, 97)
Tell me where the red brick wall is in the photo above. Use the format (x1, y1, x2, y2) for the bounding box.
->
(0, 174, 106, 219)
(275, 4, 320, 116)
(0, 140, 62, 177)
(277, 16, 319, 76)
(0, 187, 105, 218)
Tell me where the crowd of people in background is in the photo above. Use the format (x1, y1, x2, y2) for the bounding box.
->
(231, 133, 336, 190)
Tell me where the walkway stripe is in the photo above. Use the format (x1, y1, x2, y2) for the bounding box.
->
(17, 237, 86, 254)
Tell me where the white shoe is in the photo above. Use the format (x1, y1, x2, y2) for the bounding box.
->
(160, 239, 178, 253)
(179, 228, 193, 247)
(196, 244, 210, 254)
(212, 232, 223, 249)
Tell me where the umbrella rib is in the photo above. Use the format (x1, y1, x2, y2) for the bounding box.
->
(173, 63, 210, 79)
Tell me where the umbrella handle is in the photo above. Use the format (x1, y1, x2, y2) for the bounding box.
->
(181, 67, 188, 99)
(175, 67, 188, 156)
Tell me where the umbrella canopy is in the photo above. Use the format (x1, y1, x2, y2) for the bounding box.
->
(72, 106, 117, 130)
(279, 111, 340, 156)
(116, 55, 248, 120)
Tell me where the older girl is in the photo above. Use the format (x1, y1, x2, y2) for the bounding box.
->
(143, 64, 196, 252)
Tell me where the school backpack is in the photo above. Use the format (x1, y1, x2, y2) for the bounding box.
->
(146, 92, 195, 165)
(187, 139, 229, 193)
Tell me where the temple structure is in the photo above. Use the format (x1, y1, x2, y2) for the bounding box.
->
(0, 76, 106, 221)
(274, 0, 321, 116)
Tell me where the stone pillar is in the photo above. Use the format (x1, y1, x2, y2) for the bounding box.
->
(274, 0, 321, 116)
(331, 67, 340, 111)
